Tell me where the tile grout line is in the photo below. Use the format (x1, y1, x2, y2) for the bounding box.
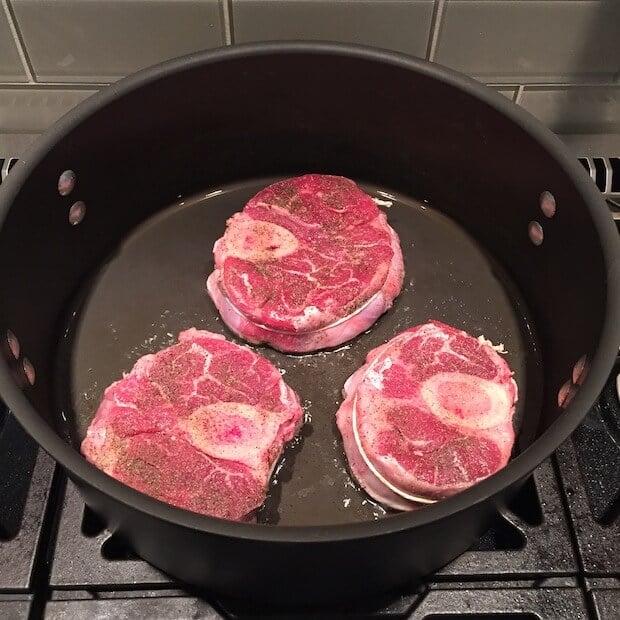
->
(515, 84, 525, 105)
(0, 82, 613, 90)
(1, 0, 34, 83)
(220, 0, 233, 45)
(426, 0, 445, 62)
(0, 82, 109, 89)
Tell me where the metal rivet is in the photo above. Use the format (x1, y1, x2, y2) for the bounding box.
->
(528, 221, 544, 246)
(58, 170, 76, 196)
(572, 355, 589, 386)
(22, 357, 35, 385)
(69, 201, 86, 225)
(558, 379, 577, 408)
(6, 330, 19, 359)
(540, 191, 556, 218)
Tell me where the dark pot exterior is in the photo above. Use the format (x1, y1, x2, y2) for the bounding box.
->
(0, 43, 618, 604)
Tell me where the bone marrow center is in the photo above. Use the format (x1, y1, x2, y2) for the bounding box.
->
(420, 372, 510, 430)
(223, 221, 299, 262)
(182, 402, 277, 465)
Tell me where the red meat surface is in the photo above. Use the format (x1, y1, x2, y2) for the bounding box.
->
(81, 329, 303, 521)
(337, 321, 518, 510)
(207, 174, 404, 352)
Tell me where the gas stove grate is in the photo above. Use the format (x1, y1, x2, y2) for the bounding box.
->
(0, 157, 18, 183)
(43, 585, 592, 620)
(578, 157, 620, 195)
(587, 579, 620, 620)
(0, 414, 54, 592)
(555, 357, 620, 575)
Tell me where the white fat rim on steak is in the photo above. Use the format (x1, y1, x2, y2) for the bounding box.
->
(350, 329, 513, 505)
(350, 391, 438, 505)
(218, 278, 383, 335)
(351, 334, 516, 504)
(350, 331, 438, 505)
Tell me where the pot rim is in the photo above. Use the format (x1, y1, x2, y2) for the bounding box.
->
(1, 41, 619, 544)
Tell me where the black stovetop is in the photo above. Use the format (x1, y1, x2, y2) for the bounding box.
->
(0, 156, 618, 619)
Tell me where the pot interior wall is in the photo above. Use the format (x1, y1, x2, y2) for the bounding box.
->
(0, 49, 607, 484)
(51, 174, 539, 525)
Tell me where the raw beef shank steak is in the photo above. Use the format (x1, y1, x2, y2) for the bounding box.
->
(81, 329, 303, 521)
(207, 174, 404, 352)
(337, 321, 518, 510)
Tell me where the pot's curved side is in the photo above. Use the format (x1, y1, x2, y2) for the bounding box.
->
(74, 471, 527, 604)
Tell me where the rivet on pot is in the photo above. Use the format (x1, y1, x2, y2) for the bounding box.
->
(558, 379, 577, 408)
(6, 330, 19, 359)
(22, 357, 35, 385)
(540, 191, 556, 218)
(528, 221, 544, 246)
(69, 201, 86, 225)
(58, 170, 76, 196)
(572, 355, 589, 386)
